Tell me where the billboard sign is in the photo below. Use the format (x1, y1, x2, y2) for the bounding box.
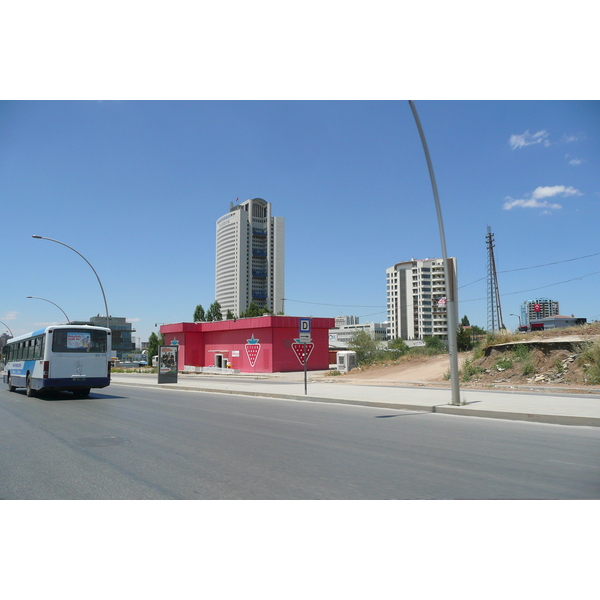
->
(158, 345, 178, 384)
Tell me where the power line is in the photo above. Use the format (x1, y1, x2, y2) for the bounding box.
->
(460, 251, 600, 290)
(499, 252, 600, 274)
(461, 270, 600, 303)
(284, 298, 385, 308)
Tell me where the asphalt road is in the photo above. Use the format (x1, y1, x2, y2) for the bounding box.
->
(1, 383, 599, 499)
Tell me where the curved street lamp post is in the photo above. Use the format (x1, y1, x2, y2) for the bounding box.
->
(27, 296, 71, 324)
(510, 313, 522, 329)
(0, 320, 14, 337)
(32, 236, 109, 329)
(409, 101, 461, 406)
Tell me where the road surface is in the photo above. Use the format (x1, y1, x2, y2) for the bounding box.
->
(1, 383, 599, 499)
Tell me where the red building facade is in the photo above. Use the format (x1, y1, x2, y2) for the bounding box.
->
(160, 316, 334, 373)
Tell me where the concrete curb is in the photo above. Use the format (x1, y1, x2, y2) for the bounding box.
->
(110, 380, 600, 427)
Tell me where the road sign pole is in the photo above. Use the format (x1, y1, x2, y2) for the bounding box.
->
(304, 341, 307, 395)
(299, 318, 311, 395)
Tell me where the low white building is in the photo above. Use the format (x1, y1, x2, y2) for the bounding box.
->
(329, 319, 389, 347)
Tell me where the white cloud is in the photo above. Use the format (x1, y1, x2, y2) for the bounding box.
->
(509, 130, 550, 150)
(2, 311, 18, 321)
(566, 153, 582, 165)
(562, 134, 583, 143)
(531, 185, 581, 200)
(503, 198, 562, 210)
(503, 185, 582, 211)
(127, 317, 141, 323)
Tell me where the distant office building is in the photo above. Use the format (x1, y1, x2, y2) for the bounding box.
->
(521, 298, 559, 325)
(89, 315, 136, 357)
(386, 257, 458, 341)
(529, 315, 586, 331)
(335, 315, 360, 328)
(0, 332, 11, 350)
(215, 198, 284, 317)
(329, 321, 388, 346)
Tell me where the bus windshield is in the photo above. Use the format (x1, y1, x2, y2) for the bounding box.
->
(51, 329, 108, 353)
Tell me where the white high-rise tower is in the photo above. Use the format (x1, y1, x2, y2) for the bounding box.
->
(386, 257, 458, 342)
(215, 198, 285, 317)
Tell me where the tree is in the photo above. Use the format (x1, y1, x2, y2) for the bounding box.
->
(193, 304, 205, 322)
(206, 301, 223, 322)
(456, 325, 473, 351)
(239, 302, 271, 318)
(226, 309, 236, 320)
(147, 331, 164, 365)
(348, 331, 380, 364)
(461, 315, 471, 327)
(388, 337, 409, 355)
(423, 336, 447, 353)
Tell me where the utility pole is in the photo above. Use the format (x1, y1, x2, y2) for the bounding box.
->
(486, 227, 504, 332)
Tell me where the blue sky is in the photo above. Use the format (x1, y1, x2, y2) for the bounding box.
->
(1, 100, 598, 343)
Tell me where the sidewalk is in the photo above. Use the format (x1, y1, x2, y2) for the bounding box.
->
(110, 371, 600, 428)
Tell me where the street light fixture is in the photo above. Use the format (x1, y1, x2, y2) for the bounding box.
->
(0, 320, 13, 337)
(409, 100, 461, 406)
(32, 235, 109, 329)
(27, 296, 71, 323)
(510, 313, 522, 329)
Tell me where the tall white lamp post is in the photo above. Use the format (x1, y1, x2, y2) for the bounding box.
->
(409, 101, 461, 406)
(32, 236, 109, 330)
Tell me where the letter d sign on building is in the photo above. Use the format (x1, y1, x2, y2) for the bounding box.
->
(299, 318, 311, 342)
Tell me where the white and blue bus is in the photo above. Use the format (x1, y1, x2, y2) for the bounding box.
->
(2, 325, 111, 398)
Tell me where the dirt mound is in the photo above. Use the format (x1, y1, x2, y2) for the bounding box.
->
(321, 327, 600, 392)
(466, 346, 583, 387)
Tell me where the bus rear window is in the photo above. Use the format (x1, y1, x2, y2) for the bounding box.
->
(52, 330, 107, 353)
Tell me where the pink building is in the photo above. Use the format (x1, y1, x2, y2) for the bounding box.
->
(160, 316, 334, 373)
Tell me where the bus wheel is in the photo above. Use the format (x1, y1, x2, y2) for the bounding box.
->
(75, 388, 91, 399)
(8, 374, 16, 392)
(26, 375, 36, 397)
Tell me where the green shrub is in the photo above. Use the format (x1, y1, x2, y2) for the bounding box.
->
(472, 344, 485, 360)
(423, 336, 448, 353)
(460, 357, 483, 382)
(512, 344, 531, 360)
(495, 356, 513, 370)
(521, 361, 535, 376)
(578, 340, 600, 384)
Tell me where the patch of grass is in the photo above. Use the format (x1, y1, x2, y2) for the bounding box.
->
(472, 344, 485, 360)
(483, 331, 521, 350)
(577, 339, 600, 384)
(521, 360, 535, 376)
(495, 356, 513, 370)
(512, 344, 531, 361)
(460, 357, 483, 382)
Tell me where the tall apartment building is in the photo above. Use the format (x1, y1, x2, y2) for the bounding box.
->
(215, 198, 285, 317)
(386, 257, 458, 341)
(521, 297, 559, 325)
